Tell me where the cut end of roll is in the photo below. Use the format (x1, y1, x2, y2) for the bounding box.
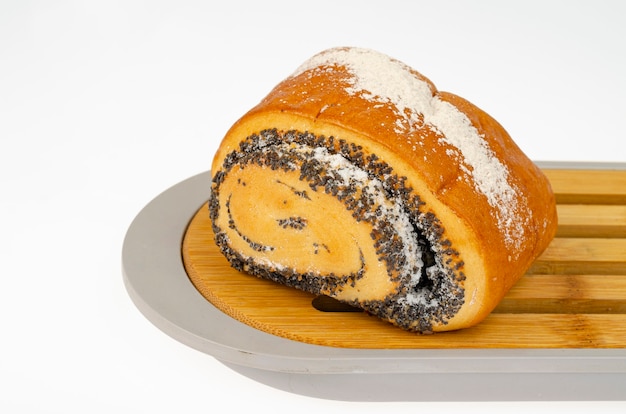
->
(210, 129, 466, 332)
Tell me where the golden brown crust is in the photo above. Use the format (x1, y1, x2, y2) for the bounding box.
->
(210, 47, 557, 332)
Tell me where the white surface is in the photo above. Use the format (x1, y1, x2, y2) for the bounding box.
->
(1, 1, 625, 413)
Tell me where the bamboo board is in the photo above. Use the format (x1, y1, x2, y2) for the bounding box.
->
(182, 168, 626, 349)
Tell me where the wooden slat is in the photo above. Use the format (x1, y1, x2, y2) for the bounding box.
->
(528, 238, 626, 275)
(543, 169, 626, 204)
(505, 274, 626, 300)
(494, 275, 626, 314)
(182, 167, 626, 349)
(556, 204, 626, 238)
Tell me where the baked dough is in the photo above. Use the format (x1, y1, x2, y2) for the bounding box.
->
(208, 47, 557, 332)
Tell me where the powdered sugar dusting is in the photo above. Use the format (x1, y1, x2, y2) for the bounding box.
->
(292, 47, 525, 250)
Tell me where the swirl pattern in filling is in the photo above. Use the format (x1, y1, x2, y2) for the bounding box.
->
(209, 128, 465, 332)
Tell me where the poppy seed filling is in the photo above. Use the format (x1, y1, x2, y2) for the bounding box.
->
(209, 129, 465, 332)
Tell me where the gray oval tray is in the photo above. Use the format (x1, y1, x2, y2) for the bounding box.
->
(122, 162, 626, 401)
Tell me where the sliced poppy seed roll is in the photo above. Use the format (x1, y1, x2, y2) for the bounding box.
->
(209, 47, 557, 333)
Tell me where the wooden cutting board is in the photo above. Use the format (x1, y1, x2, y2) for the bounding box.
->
(182, 168, 626, 349)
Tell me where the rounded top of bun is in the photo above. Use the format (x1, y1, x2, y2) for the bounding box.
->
(224, 47, 555, 254)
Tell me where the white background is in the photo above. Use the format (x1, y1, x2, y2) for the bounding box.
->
(1, 0, 625, 412)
